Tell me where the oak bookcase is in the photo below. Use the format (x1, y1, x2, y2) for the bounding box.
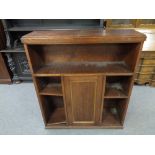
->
(22, 29, 146, 128)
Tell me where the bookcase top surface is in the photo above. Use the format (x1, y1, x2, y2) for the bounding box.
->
(21, 29, 146, 44)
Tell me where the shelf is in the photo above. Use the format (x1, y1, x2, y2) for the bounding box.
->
(0, 47, 24, 53)
(34, 61, 132, 76)
(102, 105, 121, 126)
(47, 107, 66, 125)
(104, 83, 128, 98)
(104, 76, 132, 98)
(7, 26, 101, 32)
(39, 83, 62, 96)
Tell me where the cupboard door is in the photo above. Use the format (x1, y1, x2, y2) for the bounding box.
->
(63, 75, 104, 126)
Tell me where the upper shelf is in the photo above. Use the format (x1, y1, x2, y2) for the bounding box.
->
(21, 29, 146, 44)
(33, 61, 133, 76)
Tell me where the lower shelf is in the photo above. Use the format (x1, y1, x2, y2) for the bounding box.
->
(102, 106, 122, 126)
(104, 86, 128, 98)
(45, 125, 123, 129)
(39, 83, 62, 96)
(46, 106, 123, 128)
(40, 87, 127, 128)
(47, 107, 66, 125)
(101, 99, 127, 127)
(44, 98, 126, 128)
(41, 95, 66, 126)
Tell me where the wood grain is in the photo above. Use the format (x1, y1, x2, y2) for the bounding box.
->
(63, 75, 104, 125)
(0, 21, 11, 84)
(22, 29, 145, 128)
(21, 29, 146, 44)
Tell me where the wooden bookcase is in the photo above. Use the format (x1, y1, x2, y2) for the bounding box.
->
(22, 29, 146, 128)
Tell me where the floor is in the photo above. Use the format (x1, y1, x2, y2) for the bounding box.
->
(0, 83, 155, 135)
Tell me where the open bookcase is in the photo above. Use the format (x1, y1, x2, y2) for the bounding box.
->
(22, 29, 146, 128)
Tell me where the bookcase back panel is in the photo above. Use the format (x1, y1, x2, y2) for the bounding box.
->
(28, 43, 140, 72)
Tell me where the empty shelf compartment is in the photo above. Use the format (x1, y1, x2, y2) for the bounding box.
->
(104, 76, 132, 98)
(36, 77, 63, 96)
(41, 96, 66, 125)
(102, 99, 128, 127)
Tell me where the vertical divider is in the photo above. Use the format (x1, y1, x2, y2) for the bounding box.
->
(99, 75, 106, 124)
(94, 75, 106, 125)
(61, 76, 74, 125)
(61, 76, 69, 125)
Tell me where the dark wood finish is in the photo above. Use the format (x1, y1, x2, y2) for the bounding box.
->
(0, 53, 11, 84)
(0, 21, 11, 84)
(36, 77, 63, 96)
(104, 76, 132, 98)
(102, 98, 129, 126)
(33, 62, 132, 76)
(102, 99, 122, 126)
(47, 107, 66, 125)
(21, 29, 145, 44)
(22, 29, 146, 128)
(39, 83, 62, 96)
(63, 75, 104, 125)
(25, 42, 142, 76)
(104, 88, 127, 98)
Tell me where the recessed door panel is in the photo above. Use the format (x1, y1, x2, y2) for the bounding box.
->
(63, 75, 105, 125)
